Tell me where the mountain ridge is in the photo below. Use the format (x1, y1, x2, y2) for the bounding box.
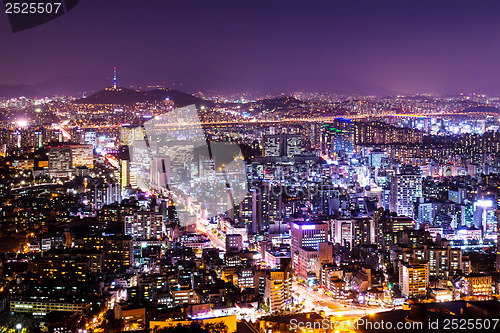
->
(73, 87, 214, 108)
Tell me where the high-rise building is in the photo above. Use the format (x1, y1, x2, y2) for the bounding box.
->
(332, 218, 354, 248)
(84, 131, 97, 147)
(150, 156, 170, 189)
(70, 144, 93, 169)
(400, 260, 429, 299)
(353, 218, 371, 247)
(226, 234, 243, 254)
(369, 149, 387, 168)
(308, 123, 321, 150)
(46, 143, 93, 174)
(120, 124, 136, 146)
(263, 134, 302, 157)
(459, 273, 493, 300)
(236, 267, 255, 289)
(48, 145, 72, 171)
(416, 199, 440, 227)
(104, 235, 133, 271)
(473, 199, 496, 238)
(263, 135, 282, 157)
(120, 159, 131, 192)
(398, 245, 464, 279)
(124, 211, 164, 240)
(91, 182, 122, 210)
(319, 185, 339, 216)
(239, 188, 262, 234)
(322, 120, 355, 155)
(294, 242, 333, 280)
(389, 166, 423, 219)
(285, 134, 302, 157)
(71, 127, 84, 144)
(74, 235, 133, 272)
(291, 221, 328, 254)
(262, 265, 292, 312)
(448, 188, 467, 205)
(261, 182, 284, 232)
(33, 128, 45, 148)
(291, 221, 331, 279)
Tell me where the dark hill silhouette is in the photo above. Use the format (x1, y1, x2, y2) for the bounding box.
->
(461, 105, 500, 114)
(249, 96, 304, 111)
(73, 87, 213, 108)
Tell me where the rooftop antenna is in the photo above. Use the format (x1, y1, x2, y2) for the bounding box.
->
(113, 67, 117, 89)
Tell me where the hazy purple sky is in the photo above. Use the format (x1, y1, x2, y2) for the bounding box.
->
(1, 0, 500, 95)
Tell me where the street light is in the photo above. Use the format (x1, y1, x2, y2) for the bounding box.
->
(15, 323, 22, 332)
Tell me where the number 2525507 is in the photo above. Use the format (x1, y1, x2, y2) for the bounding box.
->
(5, 2, 62, 14)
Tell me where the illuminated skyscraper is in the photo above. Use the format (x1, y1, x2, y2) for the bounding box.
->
(263, 134, 282, 157)
(48, 145, 72, 171)
(84, 130, 97, 147)
(263, 134, 302, 157)
(400, 260, 429, 299)
(124, 211, 164, 240)
(322, 120, 355, 156)
(291, 221, 331, 279)
(319, 185, 339, 216)
(239, 188, 262, 234)
(70, 144, 93, 169)
(389, 166, 422, 219)
(285, 134, 302, 157)
(263, 268, 292, 312)
(92, 182, 121, 210)
(226, 234, 243, 254)
(70, 127, 84, 144)
(473, 199, 496, 238)
(120, 159, 130, 193)
(291, 221, 328, 254)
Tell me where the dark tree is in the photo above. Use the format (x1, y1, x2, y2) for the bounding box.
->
(151, 321, 227, 333)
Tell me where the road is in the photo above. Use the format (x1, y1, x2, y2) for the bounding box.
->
(206, 228, 226, 250)
(196, 222, 226, 251)
(293, 283, 395, 317)
(293, 283, 345, 315)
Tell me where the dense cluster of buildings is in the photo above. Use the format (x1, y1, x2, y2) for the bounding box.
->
(0, 94, 500, 332)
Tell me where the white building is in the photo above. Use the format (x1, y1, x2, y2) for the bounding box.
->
(390, 166, 422, 219)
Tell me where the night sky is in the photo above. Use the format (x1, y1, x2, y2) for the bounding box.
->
(2, 0, 500, 96)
